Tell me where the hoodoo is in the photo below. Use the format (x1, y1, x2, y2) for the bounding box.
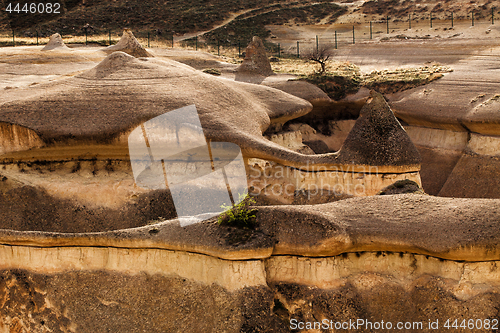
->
(104, 29, 153, 58)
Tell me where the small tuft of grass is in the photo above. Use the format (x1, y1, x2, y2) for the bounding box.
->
(218, 193, 257, 229)
(471, 94, 486, 104)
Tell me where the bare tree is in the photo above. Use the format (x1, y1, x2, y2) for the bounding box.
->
(304, 44, 335, 74)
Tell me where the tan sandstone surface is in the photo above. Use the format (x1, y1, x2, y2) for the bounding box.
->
(1, 31, 499, 332)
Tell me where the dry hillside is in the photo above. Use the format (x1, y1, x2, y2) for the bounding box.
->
(1, 0, 497, 34)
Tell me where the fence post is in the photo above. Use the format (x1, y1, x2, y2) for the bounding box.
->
(109, 30, 111, 45)
(451, 12, 454, 28)
(238, 41, 241, 57)
(386, 16, 389, 34)
(195, 36, 198, 51)
(171, 34, 174, 48)
(296, 41, 299, 57)
(430, 12, 433, 28)
(278, 43, 280, 57)
(472, 11, 475, 26)
(217, 40, 220, 56)
(12, 30, 15, 47)
(36, 31, 39, 46)
(316, 35, 318, 52)
(370, 21, 373, 39)
(85, 30, 88, 45)
(335, 31, 337, 49)
(147, 31, 150, 48)
(352, 26, 355, 44)
(409, 14, 411, 29)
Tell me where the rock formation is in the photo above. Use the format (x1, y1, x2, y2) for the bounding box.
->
(41, 33, 69, 51)
(263, 80, 330, 105)
(340, 91, 421, 167)
(0, 52, 419, 173)
(236, 36, 273, 76)
(105, 29, 153, 58)
(0, 52, 422, 211)
(0, 51, 312, 230)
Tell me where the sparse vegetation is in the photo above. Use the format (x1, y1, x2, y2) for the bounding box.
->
(203, 2, 346, 47)
(296, 61, 362, 100)
(363, 64, 452, 94)
(292, 61, 451, 100)
(303, 44, 334, 74)
(303, 72, 362, 100)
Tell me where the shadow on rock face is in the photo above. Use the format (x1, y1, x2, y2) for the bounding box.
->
(0, 270, 288, 333)
(41, 33, 69, 51)
(378, 179, 425, 195)
(0, 181, 176, 233)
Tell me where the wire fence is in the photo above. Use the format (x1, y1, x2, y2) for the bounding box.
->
(0, 9, 498, 58)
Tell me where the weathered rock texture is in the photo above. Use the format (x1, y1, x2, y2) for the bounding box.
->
(386, 45, 500, 198)
(0, 195, 500, 332)
(41, 33, 69, 51)
(237, 36, 273, 76)
(0, 122, 43, 155)
(105, 29, 153, 58)
(263, 80, 330, 105)
(0, 270, 282, 333)
(268, 253, 500, 333)
(0, 53, 416, 173)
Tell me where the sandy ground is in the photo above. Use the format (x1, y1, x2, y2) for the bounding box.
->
(268, 20, 500, 70)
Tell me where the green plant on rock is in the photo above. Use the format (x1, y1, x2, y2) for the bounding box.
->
(217, 193, 257, 228)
